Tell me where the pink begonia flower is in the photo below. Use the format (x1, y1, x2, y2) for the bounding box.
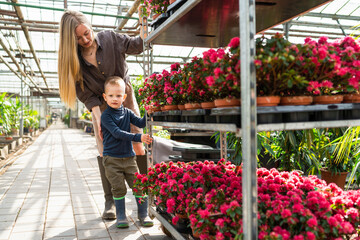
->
(340, 221, 355, 234)
(293, 235, 304, 240)
(307, 217, 318, 228)
(321, 80, 333, 88)
(318, 47, 327, 59)
(348, 77, 359, 89)
(306, 232, 316, 240)
(328, 216, 339, 227)
(215, 232, 225, 240)
(258, 231, 267, 240)
(198, 209, 210, 219)
(337, 67, 348, 76)
(228, 37, 240, 49)
(172, 215, 179, 225)
(215, 218, 225, 228)
(281, 209, 292, 218)
(166, 97, 173, 105)
(166, 198, 175, 213)
(141, 177, 148, 184)
(206, 76, 215, 86)
(217, 49, 226, 59)
(214, 67, 222, 78)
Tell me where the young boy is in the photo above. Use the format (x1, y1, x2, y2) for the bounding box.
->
(101, 76, 153, 228)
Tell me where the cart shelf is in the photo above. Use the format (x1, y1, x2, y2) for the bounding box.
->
(145, 0, 332, 47)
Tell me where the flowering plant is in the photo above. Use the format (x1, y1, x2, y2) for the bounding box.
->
(140, 0, 171, 17)
(255, 33, 309, 96)
(205, 37, 240, 100)
(136, 160, 360, 239)
(307, 80, 337, 96)
(139, 72, 163, 110)
(300, 36, 360, 95)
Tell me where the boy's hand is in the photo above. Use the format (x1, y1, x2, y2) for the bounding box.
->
(141, 134, 153, 145)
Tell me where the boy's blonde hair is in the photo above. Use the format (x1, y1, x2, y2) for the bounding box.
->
(104, 76, 126, 93)
(58, 10, 91, 109)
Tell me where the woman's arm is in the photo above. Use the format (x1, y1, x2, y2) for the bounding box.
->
(92, 105, 103, 141)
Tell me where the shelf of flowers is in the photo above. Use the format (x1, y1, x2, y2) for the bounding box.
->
(135, 159, 360, 239)
(140, 35, 360, 133)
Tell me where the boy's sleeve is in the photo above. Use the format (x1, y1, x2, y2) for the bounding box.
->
(129, 110, 146, 128)
(102, 113, 142, 142)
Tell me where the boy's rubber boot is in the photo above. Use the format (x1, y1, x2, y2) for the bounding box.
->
(136, 197, 154, 227)
(114, 198, 129, 228)
(97, 156, 116, 220)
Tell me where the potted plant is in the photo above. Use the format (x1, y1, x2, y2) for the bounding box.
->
(140, 0, 171, 18)
(316, 128, 353, 189)
(205, 37, 241, 108)
(307, 80, 344, 104)
(256, 34, 309, 106)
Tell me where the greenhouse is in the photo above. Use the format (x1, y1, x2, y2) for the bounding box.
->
(1, 0, 360, 239)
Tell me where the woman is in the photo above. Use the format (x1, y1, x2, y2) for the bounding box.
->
(58, 10, 147, 220)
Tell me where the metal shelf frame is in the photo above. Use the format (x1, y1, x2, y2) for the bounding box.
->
(144, 0, 335, 239)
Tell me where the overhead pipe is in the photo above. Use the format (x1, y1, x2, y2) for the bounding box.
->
(116, 0, 141, 31)
(0, 9, 17, 17)
(0, 1, 139, 20)
(11, 0, 49, 89)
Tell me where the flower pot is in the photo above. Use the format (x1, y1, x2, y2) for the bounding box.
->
(200, 101, 216, 109)
(320, 169, 348, 190)
(343, 94, 360, 103)
(313, 95, 343, 104)
(214, 98, 240, 108)
(191, 226, 201, 239)
(257, 96, 280, 107)
(153, 106, 161, 112)
(163, 105, 179, 111)
(152, 13, 161, 20)
(170, 0, 176, 4)
(280, 96, 313, 106)
(178, 105, 186, 110)
(184, 103, 202, 110)
(5, 136, 13, 141)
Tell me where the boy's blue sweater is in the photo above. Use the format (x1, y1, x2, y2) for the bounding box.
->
(101, 105, 146, 158)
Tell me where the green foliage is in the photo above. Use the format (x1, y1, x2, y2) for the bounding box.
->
(23, 106, 39, 129)
(63, 114, 70, 127)
(132, 76, 146, 117)
(153, 129, 170, 139)
(0, 92, 13, 135)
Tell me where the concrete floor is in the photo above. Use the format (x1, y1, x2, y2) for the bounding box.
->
(0, 121, 172, 240)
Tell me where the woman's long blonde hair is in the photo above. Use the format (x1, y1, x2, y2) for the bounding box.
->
(58, 10, 91, 109)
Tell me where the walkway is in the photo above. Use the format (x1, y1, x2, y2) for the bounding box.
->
(0, 121, 171, 240)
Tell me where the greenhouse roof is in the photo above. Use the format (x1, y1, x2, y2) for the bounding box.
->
(0, 0, 359, 107)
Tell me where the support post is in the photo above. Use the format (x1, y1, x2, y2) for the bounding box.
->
(240, 0, 258, 239)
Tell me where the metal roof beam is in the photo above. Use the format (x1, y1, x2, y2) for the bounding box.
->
(0, 26, 139, 35)
(306, 12, 360, 21)
(0, 17, 139, 30)
(116, 0, 141, 30)
(11, 0, 49, 89)
(0, 34, 42, 92)
(290, 20, 354, 30)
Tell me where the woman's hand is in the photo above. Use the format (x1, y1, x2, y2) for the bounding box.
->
(92, 106, 103, 141)
(138, 5, 148, 39)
